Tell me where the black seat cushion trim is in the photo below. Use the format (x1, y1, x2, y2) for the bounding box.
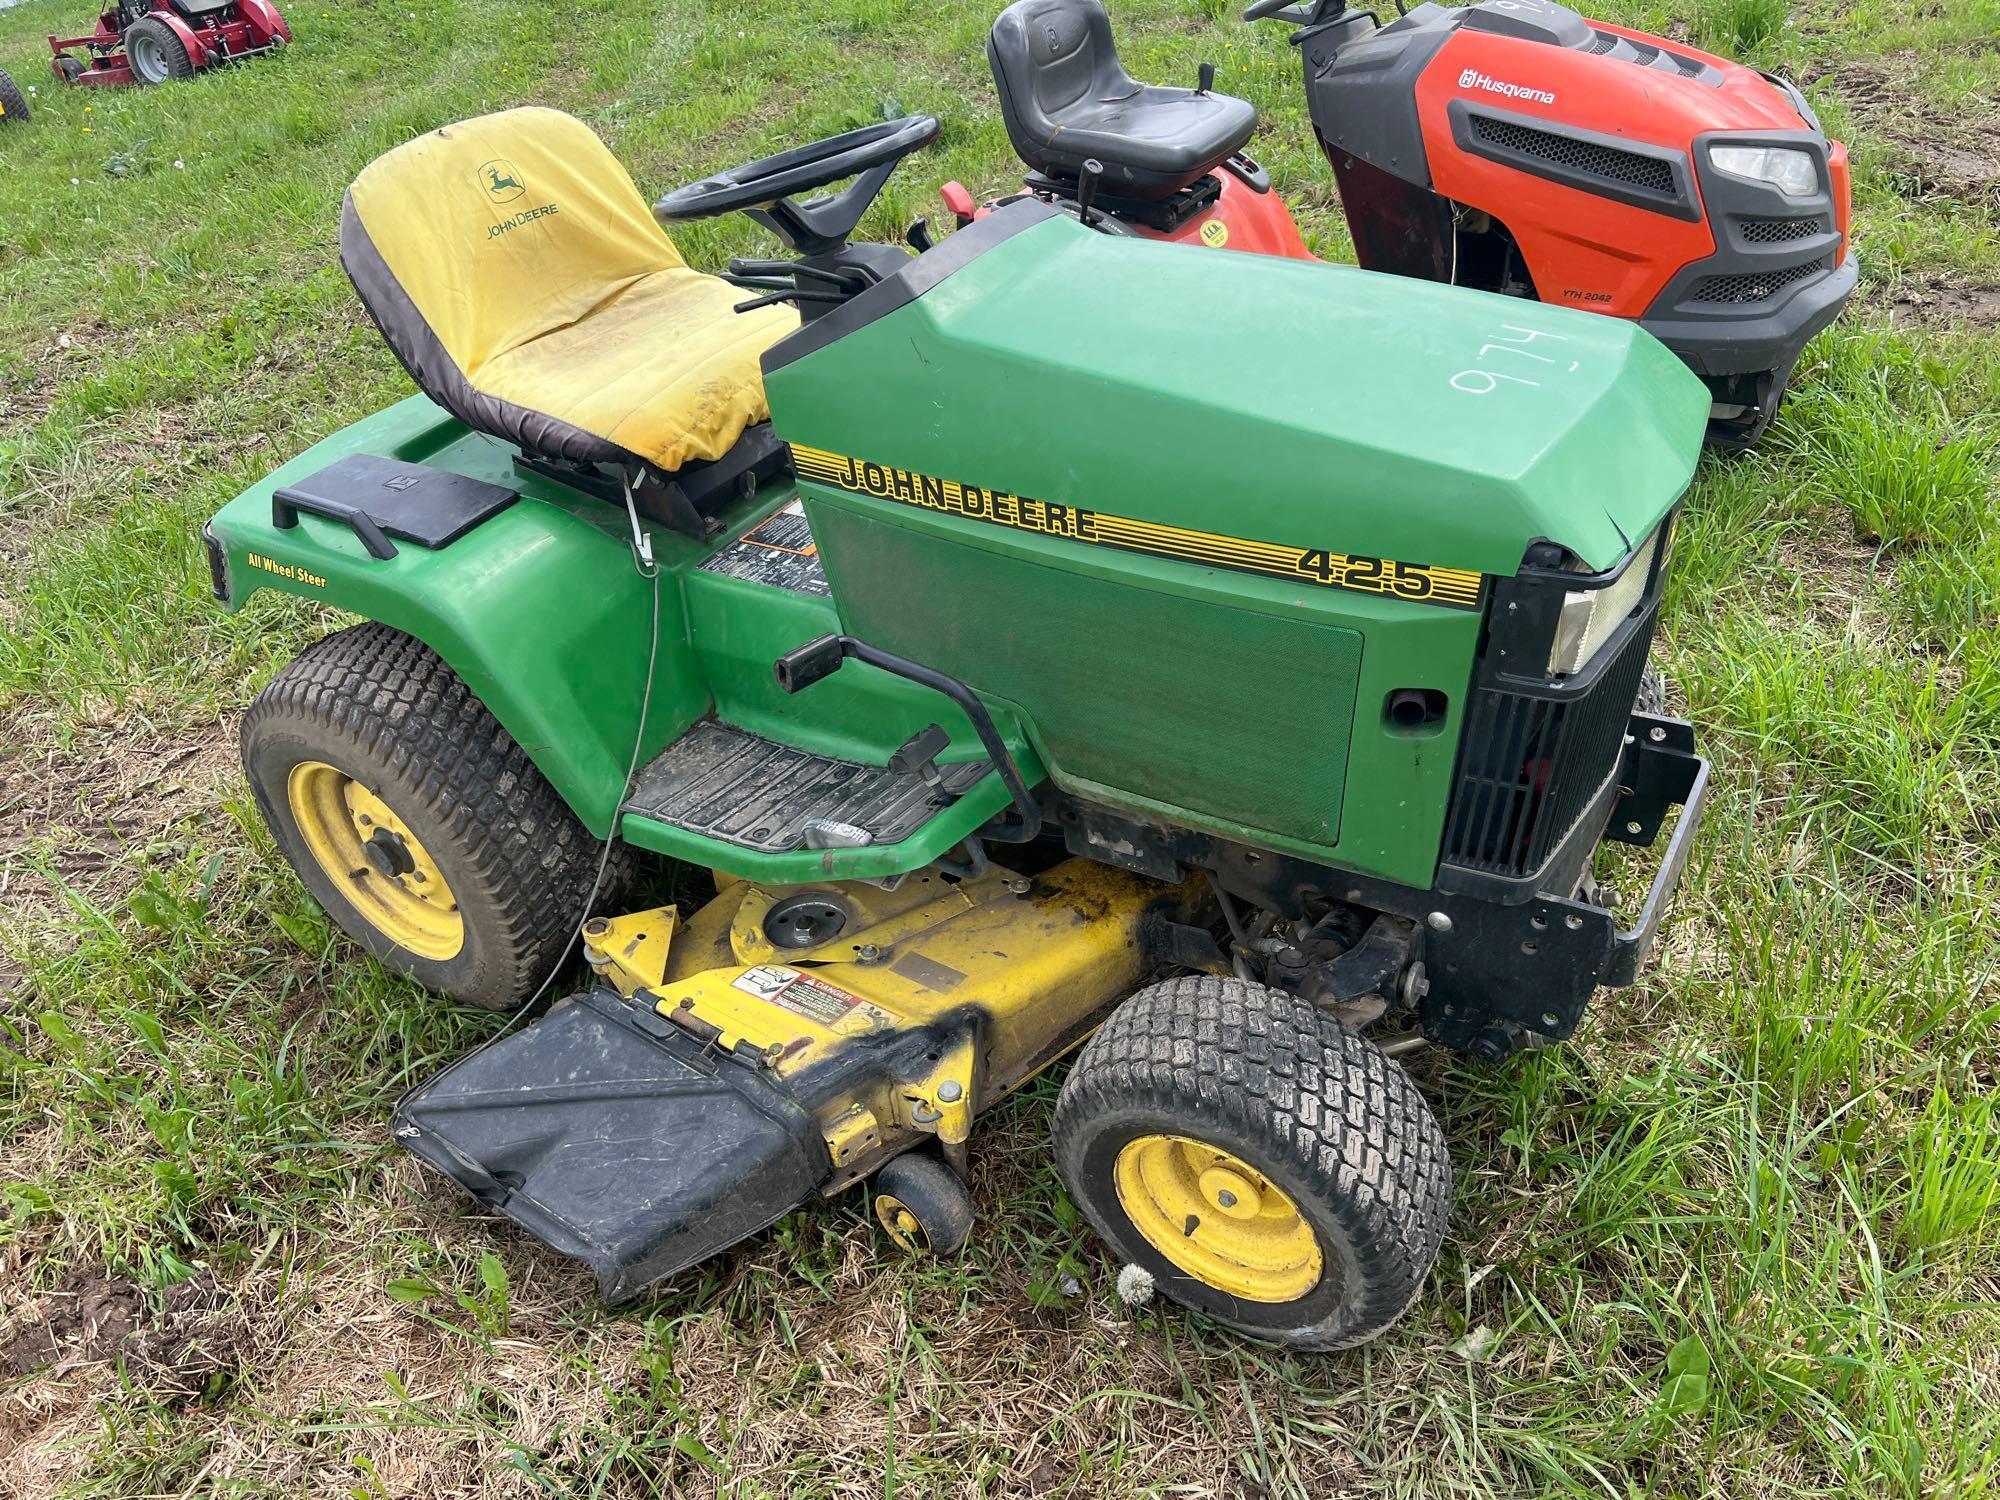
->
(339, 193, 633, 472)
(987, 0, 1258, 200)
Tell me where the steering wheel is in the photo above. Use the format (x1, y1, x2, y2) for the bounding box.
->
(655, 115, 941, 224)
(1242, 0, 1334, 22)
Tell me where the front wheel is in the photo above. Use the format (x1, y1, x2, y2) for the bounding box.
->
(1053, 976, 1452, 1349)
(242, 624, 613, 1010)
(123, 16, 194, 85)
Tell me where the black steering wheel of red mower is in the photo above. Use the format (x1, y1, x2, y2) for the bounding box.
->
(654, 114, 941, 256)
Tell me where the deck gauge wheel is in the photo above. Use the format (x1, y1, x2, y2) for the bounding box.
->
(873, 1152, 974, 1256)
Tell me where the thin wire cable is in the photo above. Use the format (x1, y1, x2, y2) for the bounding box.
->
(490, 470, 662, 1034)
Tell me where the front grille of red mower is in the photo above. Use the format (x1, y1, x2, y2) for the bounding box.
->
(1440, 618, 1656, 880)
(1688, 255, 1830, 304)
(1467, 114, 1677, 196)
(1739, 216, 1828, 244)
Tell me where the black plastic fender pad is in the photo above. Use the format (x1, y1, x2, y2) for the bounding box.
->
(392, 987, 827, 1303)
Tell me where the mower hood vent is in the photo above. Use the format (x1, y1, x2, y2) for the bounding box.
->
(1467, 114, 1676, 197)
(1442, 616, 1656, 880)
(1688, 256, 1830, 305)
(1581, 28, 1721, 85)
(1739, 215, 1828, 244)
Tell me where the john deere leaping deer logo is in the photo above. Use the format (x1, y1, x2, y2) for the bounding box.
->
(479, 158, 526, 205)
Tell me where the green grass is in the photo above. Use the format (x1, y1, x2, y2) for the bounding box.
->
(2, 0, 1998, 1494)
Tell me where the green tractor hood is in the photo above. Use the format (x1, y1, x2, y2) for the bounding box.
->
(767, 207, 1709, 577)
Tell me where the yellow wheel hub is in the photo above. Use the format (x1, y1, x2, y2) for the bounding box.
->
(875, 1194, 929, 1253)
(286, 761, 463, 961)
(1114, 1134, 1322, 1303)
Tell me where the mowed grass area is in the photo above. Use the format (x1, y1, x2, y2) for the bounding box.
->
(1, 0, 1997, 1491)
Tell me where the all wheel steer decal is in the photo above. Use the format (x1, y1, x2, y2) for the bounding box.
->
(791, 446, 1485, 610)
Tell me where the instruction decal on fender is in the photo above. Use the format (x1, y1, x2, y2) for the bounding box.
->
(790, 446, 1483, 609)
(733, 965, 897, 1029)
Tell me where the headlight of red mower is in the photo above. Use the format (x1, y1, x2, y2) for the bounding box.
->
(1707, 142, 1820, 198)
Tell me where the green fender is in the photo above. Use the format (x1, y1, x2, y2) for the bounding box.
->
(204, 396, 710, 837)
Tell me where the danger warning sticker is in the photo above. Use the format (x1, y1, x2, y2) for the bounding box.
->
(732, 965, 897, 1030)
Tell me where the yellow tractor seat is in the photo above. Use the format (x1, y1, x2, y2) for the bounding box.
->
(338, 107, 799, 477)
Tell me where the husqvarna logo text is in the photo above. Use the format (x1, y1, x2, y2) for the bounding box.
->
(1459, 68, 1556, 104)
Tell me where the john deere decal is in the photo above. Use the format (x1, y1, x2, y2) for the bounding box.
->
(791, 446, 1484, 610)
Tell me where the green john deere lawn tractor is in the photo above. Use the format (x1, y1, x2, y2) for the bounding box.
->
(202, 103, 1710, 1348)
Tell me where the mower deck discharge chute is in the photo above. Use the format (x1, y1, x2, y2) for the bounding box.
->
(959, 0, 1856, 447)
(205, 100, 1711, 1347)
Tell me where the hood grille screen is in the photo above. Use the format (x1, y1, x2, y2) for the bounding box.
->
(1689, 256, 1830, 304)
(1468, 114, 1676, 196)
(1741, 215, 1827, 243)
(1442, 616, 1656, 879)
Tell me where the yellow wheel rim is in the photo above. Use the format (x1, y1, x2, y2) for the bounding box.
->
(875, 1194, 929, 1253)
(1114, 1134, 1322, 1303)
(286, 761, 464, 961)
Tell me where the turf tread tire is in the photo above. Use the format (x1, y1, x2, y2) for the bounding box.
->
(124, 16, 194, 83)
(1053, 975, 1452, 1349)
(242, 623, 619, 1010)
(0, 69, 31, 123)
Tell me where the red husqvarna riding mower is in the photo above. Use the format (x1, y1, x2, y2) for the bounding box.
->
(50, 0, 289, 88)
(952, 0, 1855, 446)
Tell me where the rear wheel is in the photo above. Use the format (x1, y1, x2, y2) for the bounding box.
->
(0, 68, 31, 123)
(124, 16, 193, 85)
(242, 623, 613, 1010)
(1053, 976, 1452, 1349)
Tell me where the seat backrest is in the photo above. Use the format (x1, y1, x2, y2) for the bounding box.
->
(987, 0, 1137, 173)
(342, 108, 684, 392)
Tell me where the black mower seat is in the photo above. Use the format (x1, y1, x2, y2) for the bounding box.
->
(987, 0, 1258, 200)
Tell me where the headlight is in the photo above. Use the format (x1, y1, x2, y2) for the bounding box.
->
(1548, 529, 1659, 675)
(1709, 143, 1818, 197)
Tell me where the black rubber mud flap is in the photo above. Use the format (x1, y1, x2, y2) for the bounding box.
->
(392, 988, 827, 1303)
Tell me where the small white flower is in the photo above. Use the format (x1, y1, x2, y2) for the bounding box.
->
(1115, 1263, 1155, 1307)
(173, 159, 185, 169)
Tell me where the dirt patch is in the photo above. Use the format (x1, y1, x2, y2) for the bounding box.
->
(0, 714, 238, 939)
(1886, 278, 2000, 328)
(0, 1268, 247, 1401)
(1817, 56, 2000, 207)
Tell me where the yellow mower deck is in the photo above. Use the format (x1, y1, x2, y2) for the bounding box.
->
(393, 857, 1190, 1299)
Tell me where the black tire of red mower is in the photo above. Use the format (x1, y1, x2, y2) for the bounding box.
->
(241, 623, 622, 1010)
(1052, 976, 1452, 1350)
(54, 56, 85, 83)
(0, 69, 31, 123)
(124, 16, 194, 84)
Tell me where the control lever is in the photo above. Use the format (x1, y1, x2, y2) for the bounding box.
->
(890, 723, 952, 790)
(774, 634, 1043, 843)
(906, 218, 936, 254)
(1076, 158, 1104, 228)
(1197, 60, 1215, 94)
